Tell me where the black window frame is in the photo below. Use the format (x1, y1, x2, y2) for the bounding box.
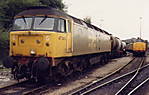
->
(11, 16, 67, 33)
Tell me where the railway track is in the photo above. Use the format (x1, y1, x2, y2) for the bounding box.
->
(0, 80, 51, 95)
(69, 57, 147, 95)
(0, 80, 28, 94)
(120, 57, 149, 95)
(0, 57, 146, 95)
(22, 84, 51, 95)
(115, 57, 145, 95)
(127, 76, 149, 95)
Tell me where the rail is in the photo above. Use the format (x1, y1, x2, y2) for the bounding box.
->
(69, 57, 136, 95)
(78, 57, 146, 95)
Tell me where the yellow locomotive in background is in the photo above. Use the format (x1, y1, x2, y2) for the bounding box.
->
(3, 6, 126, 81)
(132, 41, 147, 56)
(126, 39, 148, 56)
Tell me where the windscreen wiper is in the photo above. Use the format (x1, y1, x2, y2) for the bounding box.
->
(39, 16, 47, 25)
(22, 16, 27, 25)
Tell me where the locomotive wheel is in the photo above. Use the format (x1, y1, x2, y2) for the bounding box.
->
(58, 61, 73, 77)
(37, 57, 50, 72)
(104, 54, 108, 63)
(82, 58, 89, 69)
(106, 54, 110, 62)
(76, 59, 86, 72)
(100, 55, 105, 64)
(13, 64, 29, 80)
(32, 57, 50, 82)
(13, 66, 19, 80)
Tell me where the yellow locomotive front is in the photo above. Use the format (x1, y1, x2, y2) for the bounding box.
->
(10, 16, 72, 58)
(3, 7, 73, 81)
(132, 42, 147, 56)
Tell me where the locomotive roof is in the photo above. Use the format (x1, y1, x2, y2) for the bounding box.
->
(15, 6, 70, 18)
(15, 6, 110, 35)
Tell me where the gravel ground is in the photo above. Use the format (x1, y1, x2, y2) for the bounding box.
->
(0, 67, 16, 88)
(43, 57, 133, 95)
(88, 56, 149, 95)
(89, 75, 132, 95)
(89, 57, 148, 95)
(129, 56, 149, 95)
(134, 79, 149, 95)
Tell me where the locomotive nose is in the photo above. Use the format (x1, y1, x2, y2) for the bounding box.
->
(10, 31, 52, 57)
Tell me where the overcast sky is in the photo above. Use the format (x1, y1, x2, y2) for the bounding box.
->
(63, 0, 149, 40)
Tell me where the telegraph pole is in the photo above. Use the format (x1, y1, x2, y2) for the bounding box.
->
(139, 17, 142, 39)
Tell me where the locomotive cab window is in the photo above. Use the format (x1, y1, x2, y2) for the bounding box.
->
(12, 17, 66, 32)
(57, 19, 66, 32)
(13, 18, 32, 30)
(34, 17, 55, 30)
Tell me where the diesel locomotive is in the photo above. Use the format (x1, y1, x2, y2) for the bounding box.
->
(126, 39, 148, 56)
(3, 6, 126, 81)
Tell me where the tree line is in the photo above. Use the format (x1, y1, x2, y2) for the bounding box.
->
(0, 0, 66, 60)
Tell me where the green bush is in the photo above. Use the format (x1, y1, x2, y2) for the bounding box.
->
(0, 30, 9, 61)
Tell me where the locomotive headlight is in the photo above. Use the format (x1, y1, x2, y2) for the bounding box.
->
(30, 49, 36, 55)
